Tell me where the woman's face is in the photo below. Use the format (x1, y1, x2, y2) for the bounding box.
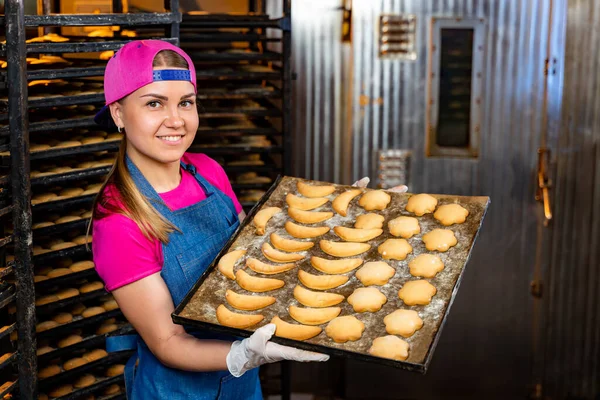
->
(109, 69, 198, 166)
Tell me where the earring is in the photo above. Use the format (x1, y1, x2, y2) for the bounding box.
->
(118, 126, 122, 133)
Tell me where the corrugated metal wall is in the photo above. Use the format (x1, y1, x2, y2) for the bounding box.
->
(543, 0, 600, 398)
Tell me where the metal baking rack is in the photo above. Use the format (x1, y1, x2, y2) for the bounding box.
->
(36, 289, 108, 316)
(3, 0, 181, 396)
(52, 375, 124, 400)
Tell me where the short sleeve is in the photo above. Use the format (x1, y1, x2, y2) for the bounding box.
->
(92, 213, 163, 292)
(183, 153, 243, 214)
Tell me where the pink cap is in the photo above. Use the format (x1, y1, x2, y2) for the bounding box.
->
(95, 40, 197, 127)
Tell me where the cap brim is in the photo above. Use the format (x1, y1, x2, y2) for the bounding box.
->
(94, 105, 117, 130)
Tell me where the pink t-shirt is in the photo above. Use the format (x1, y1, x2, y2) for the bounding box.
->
(92, 153, 242, 291)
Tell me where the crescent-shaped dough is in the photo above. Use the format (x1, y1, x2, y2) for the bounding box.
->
(422, 229, 457, 252)
(354, 213, 385, 229)
(388, 216, 420, 239)
(332, 189, 362, 216)
(270, 233, 314, 252)
(286, 194, 329, 211)
(225, 289, 276, 311)
(377, 238, 413, 260)
(358, 190, 391, 211)
(216, 304, 264, 328)
(217, 249, 246, 280)
(246, 258, 296, 275)
(405, 193, 438, 216)
(310, 256, 363, 274)
(262, 243, 304, 263)
(333, 226, 383, 242)
(293, 285, 345, 307)
(319, 240, 371, 257)
(235, 270, 285, 292)
(285, 221, 330, 239)
(288, 207, 333, 224)
(271, 316, 322, 340)
(253, 207, 282, 235)
(297, 181, 336, 198)
(298, 270, 349, 290)
(289, 305, 341, 325)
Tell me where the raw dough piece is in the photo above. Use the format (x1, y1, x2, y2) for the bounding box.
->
(289, 305, 341, 325)
(96, 323, 118, 335)
(355, 261, 396, 286)
(47, 268, 72, 278)
(55, 140, 82, 148)
(106, 364, 125, 377)
(377, 239, 413, 260)
(253, 206, 282, 235)
(216, 304, 264, 328)
(69, 260, 94, 272)
(310, 256, 363, 274)
(347, 287, 387, 312)
(398, 280, 437, 306)
(368, 335, 409, 361)
(388, 216, 420, 239)
(284, 221, 329, 239)
(422, 229, 457, 252)
(83, 349, 108, 362)
(433, 203, 469, 226)
(358, 190, 391, 211)
(288, 207, 333, 224)
(37, 346, 55, 356)
(293, 285, 344, 308)
(74, 374, 96, 388)
(297, 181, 335, 198)
(34, 275, 49, 282)
(81, 136, 104, 145)
(270, 233, 314, 252)
(235, 270, 284, 292)
(384, 309, 423, 337)
(32, 193, 58, 204)
(52, 312, 73, 324)
(63, 357, 87, 370)
(31, 144, 51, 152)
(60, 187, 84, 197)
(50, 242, 77, 250)
(332, 189, 362, 216)
(55, 215, 80, 224)
(405, 193, 438, 216)
(80, 281, 104, 293)
(33, 221, 54, 229)
(217, 249, 246, 280)
(409, 254, 444, 278)
(246, 258, 296, 275)
(271, 316, 322, 340)
(102, 299, 119, 311)
(56, 288, 80, 299)
(103, 384, 121, 395)
(70, 303, 86, 315)
(72, 235, 91, 245)
(38, 364, 60, 378)
(261, 243, 304, 263)
(225, 289, 276, 311)
(80, 210, 93, 218)
(325, 316, 365, 343)
(334, 226, 383, 242)
(319, 240, 370, 257)
(58, 334, 83, 348)
(298, 270, 348, 290)
(82, 306, 105, 318)
(354, 213, 385, 229)
(285, 193, 329, 211)
(36, 295, 59, 306)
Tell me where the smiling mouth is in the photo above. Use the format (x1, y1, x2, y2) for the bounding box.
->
(158, 135, 184, 142)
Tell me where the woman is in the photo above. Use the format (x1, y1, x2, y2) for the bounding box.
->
(91, 40, 328, 399)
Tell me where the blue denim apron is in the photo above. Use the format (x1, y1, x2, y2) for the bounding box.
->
(106, 156, 262, 400)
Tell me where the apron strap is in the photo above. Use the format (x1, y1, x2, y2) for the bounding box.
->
(107, 334, 139, 399)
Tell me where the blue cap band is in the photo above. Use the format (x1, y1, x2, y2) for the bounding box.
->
(152, 69, 192, 82)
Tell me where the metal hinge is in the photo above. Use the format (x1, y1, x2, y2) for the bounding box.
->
(531, 280, 543, 298)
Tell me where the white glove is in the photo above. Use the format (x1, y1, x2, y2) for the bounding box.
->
(226, 324, 329, 377)
(352, 176, 408, 193)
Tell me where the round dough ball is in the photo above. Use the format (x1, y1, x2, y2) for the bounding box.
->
(70, 302, 86, 315)
(102, 299, 119, 311)
(325, 316, 365, 343)
(81, 136, 104, 145)
(405, 193, 438, 216)
(80, 210, 93, 219)
(36, 346, 55, 356)
(422, 229, 457, 252)
(47, 268, 72, 278)
(50, 241, 77, 251)
(106, 364, 125, 377)
(35, 295, 58, 306)
(52, 312, 73, 324)
(103, 384, 122, 395)
(69, 260, 94, 272)
(72, 235, 92, 245)
(38, 393, 49, 400)
(36, 320, 58, 333)
(384, 309, 424, 337)
(74, 373, 96, 388)
(55, 215, 80, 224)
(32, 221, 54, 229)
(38, 364, 61, 379)
(30, 143, 51, 152)
(355, 261, 396, 286)
(433, 203, 469, 226)
(83, 349, 108, 362)
(54, 140, 82, 148)
(59, 187, 84, 197)
(82, 306, 105, 318)
(96, 323, 118, 335)
(34, 275, 49, 283)
(347, 287, 387, 312)
(368, 335, 409, 361)
(79, 281, 104, 293)
(377, 239, 412, 260)
(388, 216, 420, 239)
(49, 384, 73, 398)
(56, 288, 80, 300)
(358, 190, 391, 211)
(35, 265, 53, 275)
(354, 213, 385, 229)
(58, 334, 83, 348)
(408, 254, 444, 278)
(398, 280, 437, 306)
(55, 258, 73, 268)
(63, 357, 87, 371)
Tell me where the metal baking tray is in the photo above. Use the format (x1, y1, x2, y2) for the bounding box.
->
(173, 176, 490, 373)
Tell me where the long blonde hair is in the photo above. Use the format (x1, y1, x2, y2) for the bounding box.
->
(90, 50, 191, 244)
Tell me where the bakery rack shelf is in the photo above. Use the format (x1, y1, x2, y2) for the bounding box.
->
(0, 116, 96, 136)
(186, 49, 282, 62)
(0, 37, 179, 56)
(0, 323, 16, 341)
(0, 380, 17, 399)
(38, 325, 134, 365)
(37, 309, 123, 341)
(33, 244, 90, 265)
(32, 218, 89, 238)
(36, 288, 107, 316)
(18, 66, 106, 82)
(183, 12, 288, 30)
(21, 12, 180, 27)
(190, 145, 283, 155)
(0, 205, 13, 218)
(195, 67, 281, 80)
(196, 85, 282, 100)
(0, 264, 13, 279)
(197, 125, 280, 137)
(0, 283, 16, 309)
(54, 375, 125, 400)
(222, 161, 279, 174)
(197, 103, 282, 118)
(31, 166, 112, 187)
(180, 32, 280, 43)
(0, 235, 13, 248)
(26, 93, 105, 110)
(37, 351, 133, 391)
(26, 141, 120, 162)
(0, 352, 17, 371)
(35, 269, 97, 293)
(103, 394, 126, 400)
(232, 182, 273, 191)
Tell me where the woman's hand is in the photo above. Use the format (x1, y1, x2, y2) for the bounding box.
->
(226, 324, 329, 377)
(352, 177, 408, 193)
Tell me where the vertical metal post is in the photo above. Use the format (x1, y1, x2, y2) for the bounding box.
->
(281, 0, 292, 176)
(168, 0, 181, 44)
(6, 0, 36, 399)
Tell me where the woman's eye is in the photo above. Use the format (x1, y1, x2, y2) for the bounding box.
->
(147, 101, 161, 108)
(180, 100, 194, 107)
